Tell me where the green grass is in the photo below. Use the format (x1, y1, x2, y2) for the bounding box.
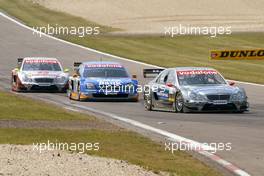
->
(0, 90, 222, 176)
(1, 0, 264, 83)
(70, 34, 264, 83)
(0, 91, 94, 120)
(0, 0, 115, 33)
(0, 128, 222, 176)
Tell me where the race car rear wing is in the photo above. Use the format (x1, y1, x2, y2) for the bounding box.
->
(74, 62, 82, 67)
(143, 68, 164, 78)
(17, 58, 24, 68)
(73, 62, 82, 72)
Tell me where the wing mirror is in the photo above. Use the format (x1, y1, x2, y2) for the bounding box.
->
(132, 74, 137, 79)
(229, 81, 235, 86)
(166, 82, 174, 87)
(64, 68, 69, 73)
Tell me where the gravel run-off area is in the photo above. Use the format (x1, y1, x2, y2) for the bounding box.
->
(0, 144, 160, 176)
(32, 0, 264, 34)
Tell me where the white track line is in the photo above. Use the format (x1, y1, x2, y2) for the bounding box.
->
(0, 12, 263, 87)
(0, 12, 252, 176)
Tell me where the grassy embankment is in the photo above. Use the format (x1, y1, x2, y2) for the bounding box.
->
(0, 0, 264, 84)
(0, 91, 222, 176)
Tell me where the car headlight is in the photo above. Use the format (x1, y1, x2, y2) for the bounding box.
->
(86, 83, 95, 89)
(188, 91, 207, 101)
(21, 74, 33, 82)
(231, 91, 245, 101)
(56, 76, 67, 83)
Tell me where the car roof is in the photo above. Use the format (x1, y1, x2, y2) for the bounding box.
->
(173, 67, 216, 71)
(23, 57, 58, 61)
(82, 61, 124, 68)
(82, 61, 123, 65)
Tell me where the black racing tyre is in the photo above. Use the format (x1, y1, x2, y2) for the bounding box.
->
(130, 96, 139, 102)
(68, 90, 73, 100)
(67, 81, 73, 99)
(144, 93, 153, 111)
(13, 77, 21, 92)
(77, 92, 81, 101)
(11, 76, 16, 92)
(235, 110, 245, 113)
(77, 82, 82, 101)
(175, 93, 187, 113)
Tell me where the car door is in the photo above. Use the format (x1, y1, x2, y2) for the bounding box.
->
(153, 70, 170, 108)
(163, 70, 177, 108)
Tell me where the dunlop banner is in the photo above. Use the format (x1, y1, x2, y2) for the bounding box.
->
(210, 49, 264, 60)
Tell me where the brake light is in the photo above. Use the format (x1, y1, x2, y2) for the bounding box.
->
(166, 82, 174, 87)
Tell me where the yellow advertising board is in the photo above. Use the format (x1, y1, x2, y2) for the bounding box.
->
(210, 49, 264, 60)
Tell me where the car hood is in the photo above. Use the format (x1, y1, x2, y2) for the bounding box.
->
(181, 84, 241, 95)
(21, 71, 66, 78)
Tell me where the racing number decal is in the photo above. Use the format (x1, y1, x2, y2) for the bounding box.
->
(157, 88, 169, 100)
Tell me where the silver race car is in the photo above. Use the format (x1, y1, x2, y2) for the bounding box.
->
(11, 57, 69, 92)
(143, 67, 249, 113)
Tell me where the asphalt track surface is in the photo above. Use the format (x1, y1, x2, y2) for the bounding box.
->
(0, 14, 264, 176)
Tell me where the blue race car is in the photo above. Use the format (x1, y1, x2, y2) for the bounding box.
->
(67, 61, 139, 101)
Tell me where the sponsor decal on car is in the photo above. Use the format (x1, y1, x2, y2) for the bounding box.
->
(85, 64, 123, 68)
(98, 79, 122, 86)
(210, 49, 264, 60)
(213, 100, 228, 105)
(177, 70, 218, 75)
(24, 60, 58, 64)
(157, 91, 169, 99)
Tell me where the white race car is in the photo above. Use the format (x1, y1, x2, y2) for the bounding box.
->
(11, 57, 69, 92)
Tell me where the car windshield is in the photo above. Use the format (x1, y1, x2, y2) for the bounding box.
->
(22, 61, 62, 71)
(83, 68, 129, 78)
(177, 71, 226, 85)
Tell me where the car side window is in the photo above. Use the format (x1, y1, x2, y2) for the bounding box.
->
(166, 70, 175, 84)
(156, 70, 168, 84)
(155, 74, 162, 83)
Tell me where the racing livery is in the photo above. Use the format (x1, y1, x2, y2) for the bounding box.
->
(11, 57, 69, 92)
(68, 61, 139, 101)
(143, 67, 249, 113)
